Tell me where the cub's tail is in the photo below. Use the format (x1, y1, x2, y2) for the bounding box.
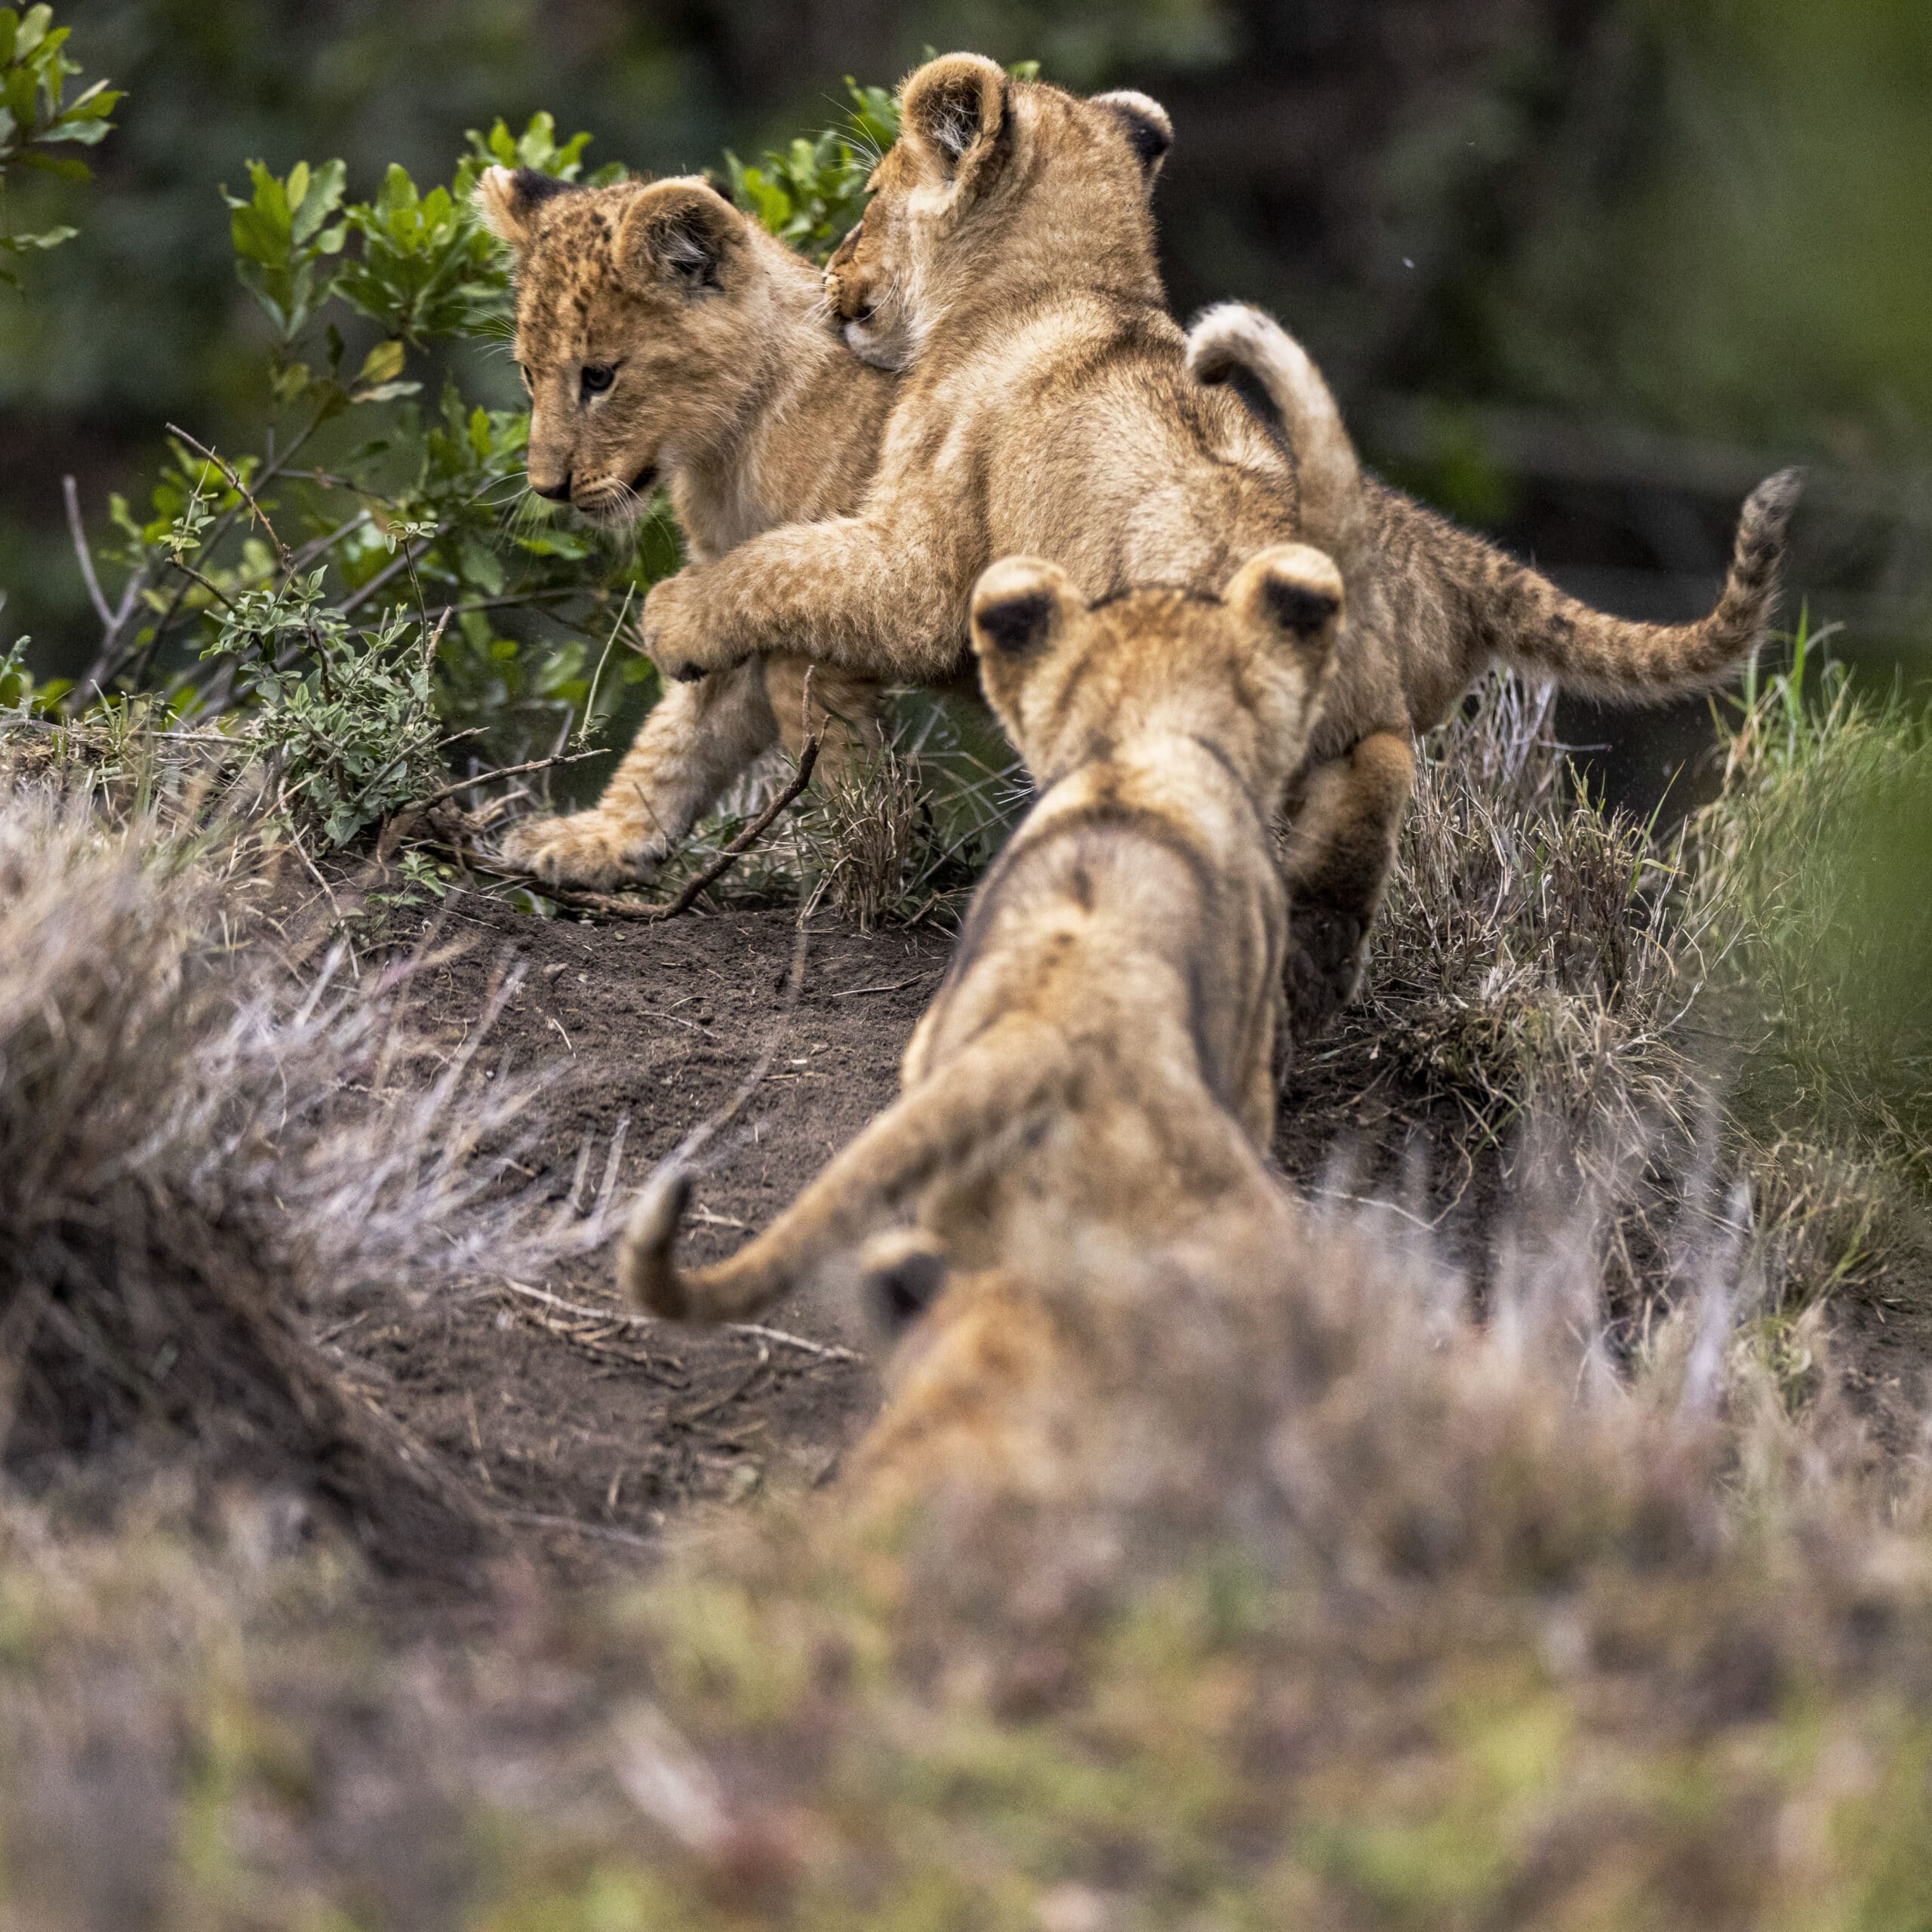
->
(1447, 466, 1805, 700)
(1186, 302, 1369, 583)
(618, 1033, 1068, 1324)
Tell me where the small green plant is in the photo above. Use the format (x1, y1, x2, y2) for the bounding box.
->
(0, 5, 118, 282)
(1687, 614, 1932, 1300)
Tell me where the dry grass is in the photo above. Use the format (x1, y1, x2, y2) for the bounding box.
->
(0, 762, 617, 1567)
(8, 1180, 1931, 1929)
(1, 650, 1928, 1927)
(640, 688, 1026, 930)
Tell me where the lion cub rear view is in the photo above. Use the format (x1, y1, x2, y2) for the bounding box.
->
(620, 543, 1343, 1321)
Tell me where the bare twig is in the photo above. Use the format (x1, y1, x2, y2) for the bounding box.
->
(62, 475, 113, 628)
(414, 746, 605, 814)
(165, 555, 241, 615)
(448, 728, 823, 921)
(338, 533, 437, 619)
(498, 1280, 860, 1365)
(165, 424, 293, 568)
(725, 1321, 863, 1364)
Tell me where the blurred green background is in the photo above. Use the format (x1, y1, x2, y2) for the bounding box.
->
(2, 0, 1927, 805)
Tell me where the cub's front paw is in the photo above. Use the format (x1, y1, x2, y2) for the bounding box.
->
(640, 569, 743, 684)
(500, 811, 669, 892)
(1281, 898, 1367, 1043)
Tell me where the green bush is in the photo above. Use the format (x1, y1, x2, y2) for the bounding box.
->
(0, 5, 118, 281)
(19, 65, 913, 853)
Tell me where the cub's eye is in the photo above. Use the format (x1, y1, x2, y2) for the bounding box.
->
(580, 363, 617, 398)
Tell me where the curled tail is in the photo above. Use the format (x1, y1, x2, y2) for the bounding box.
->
(1449, 466, 1804, 700)
(619, 1035, 1066, 1324)
(1186, 302, 1370, 583)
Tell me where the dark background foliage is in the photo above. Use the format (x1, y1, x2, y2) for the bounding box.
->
(3, 0, 1927, 807)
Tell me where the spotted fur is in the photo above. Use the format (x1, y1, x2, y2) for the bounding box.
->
(476, 166, 894, 889)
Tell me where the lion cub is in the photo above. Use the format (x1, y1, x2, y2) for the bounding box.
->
(475, 166, 895, 891)
(620, 544, 1343, 1322)
(639, 55, 1800, 1033)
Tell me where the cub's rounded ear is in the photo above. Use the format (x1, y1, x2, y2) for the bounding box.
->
(1228, 542, 1346, 680)
(860, 1228, 950, 1342)
(614, 177, 747, 296)
(1091, 90, 1174, 184)
(475, 164, 577, 251)
(970, 556, 1078, 660)
(900, 52, 1011, 195)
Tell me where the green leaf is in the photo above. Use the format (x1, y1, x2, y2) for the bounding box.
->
(14, 5, 49, 63)
(0, 221, 75, 250)
(356, 338, 406, 388)
(14, 149, 88, 179)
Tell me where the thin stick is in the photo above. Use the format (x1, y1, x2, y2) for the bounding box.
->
(450, 730, 823, 921)
(62, 476, 113, 628)
(726, 1322, 863, 1364)
(165, 423, 291, 567)
(576, 583, 635, 749)
(166, 555, 241, 614)
(499, 1280, 861, 1364)
(414, 746, 605, 812)
(338, 533, 436, 618)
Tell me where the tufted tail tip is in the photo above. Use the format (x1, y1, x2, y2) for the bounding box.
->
(617, 1166, 694, 1319)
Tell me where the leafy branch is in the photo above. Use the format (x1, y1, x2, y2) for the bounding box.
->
(0, 5, 120, 281)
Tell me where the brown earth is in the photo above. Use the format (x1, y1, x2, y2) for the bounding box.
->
(320, 887, 955, 1575)
(294, 869, 1930, 1586)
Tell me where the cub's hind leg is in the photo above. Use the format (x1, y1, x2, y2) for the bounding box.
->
(502, 658, 784, 891)
(1279, 731, 1415, 1040)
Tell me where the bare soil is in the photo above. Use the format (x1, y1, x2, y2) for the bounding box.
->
(323, 888, 955, 1575)
(304, 877, 1932, 1586)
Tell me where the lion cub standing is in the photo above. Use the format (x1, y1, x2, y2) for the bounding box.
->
(475, 165, 895, 891)
(620, 543, 1343, 1322)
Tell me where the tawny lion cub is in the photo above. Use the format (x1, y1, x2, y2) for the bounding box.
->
(620, 544, 1344, 1322)
(475, 165, 895, 891)
(639, 54, 1801, 1032)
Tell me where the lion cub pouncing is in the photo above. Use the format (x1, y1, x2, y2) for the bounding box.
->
(620, 544, 1343, 1323)
(641, 54, 1802, 1033)
(475, 165, 894, 891)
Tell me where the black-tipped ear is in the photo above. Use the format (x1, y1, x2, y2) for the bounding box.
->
(1228, 543, 1346, 678)
(1260, 574, 1341, 638)
(614, 178, 746, 296)
(969, 556, 1076, 659)
(1091, 90, 1174, 183)
(476, 164, 577, 250)
(900, 53, 1011, 192)
(977, 591, 1056, 655)
(864, 1237, 949, 1339)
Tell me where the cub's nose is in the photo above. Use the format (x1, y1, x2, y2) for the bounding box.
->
(530, 473, 573, 503)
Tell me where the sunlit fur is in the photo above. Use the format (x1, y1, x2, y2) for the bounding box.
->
(619, 543, 1343, 1323)
(477, 165, 894, 888)
(638, 54, 1801, 1035)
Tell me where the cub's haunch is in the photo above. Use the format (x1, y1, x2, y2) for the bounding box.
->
(620, 543, 1344, 1322)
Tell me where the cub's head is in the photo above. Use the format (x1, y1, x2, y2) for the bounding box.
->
(825, 53, 1171, 371)
(968, 546, 1345, 799)
(478, 166, 777, 528)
